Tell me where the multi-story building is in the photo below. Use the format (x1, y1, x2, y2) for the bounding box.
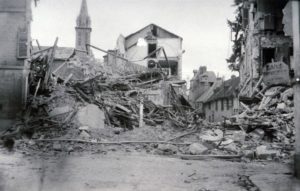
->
(189, 66, 217, 107)
(203, 76, 240, 122)
(0, 0, 32, 128)
(238, 0, 292, 98)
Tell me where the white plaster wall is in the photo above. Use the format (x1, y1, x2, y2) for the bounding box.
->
(157, 38, 182, 57)
(125, 45, 148, 67)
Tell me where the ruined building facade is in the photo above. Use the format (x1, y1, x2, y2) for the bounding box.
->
(0, 0, 31, 123)
(238, 0, 292, 98)
(75, 0, 92, 54)
(106, 24, 183, 79)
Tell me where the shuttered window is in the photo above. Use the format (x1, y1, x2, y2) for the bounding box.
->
(17, 28, 28, 59)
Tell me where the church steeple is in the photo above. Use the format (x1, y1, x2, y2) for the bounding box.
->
(75, 0, 91, 53)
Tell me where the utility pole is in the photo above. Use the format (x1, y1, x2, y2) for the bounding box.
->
(292, 0, 300, 178)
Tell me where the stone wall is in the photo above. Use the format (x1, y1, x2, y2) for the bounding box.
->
(0, 0, 31, 122)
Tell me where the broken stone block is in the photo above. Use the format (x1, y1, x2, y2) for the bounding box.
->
(79, 131, 91, 140)
(157, 144, 177, 154)
(249, 129, 265, 140)
(76, 104, 105, 130)
(53, 142, 62, 151)
(49, 106, 72, 117)
(220, 139, 234, 146)
(189, 143, 208, 155)
(243, 150, 255, 159)
(276, 102, 287, 111)
(79, 126, 90, 132)
(227, 131, 246, 143)
(256, 145, 279, 160)
(223, 143, 238, 153)
(199, 129, 223, 142)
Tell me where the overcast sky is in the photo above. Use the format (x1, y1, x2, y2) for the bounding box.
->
(31, 0, 237, 80)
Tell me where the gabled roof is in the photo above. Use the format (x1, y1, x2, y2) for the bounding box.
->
(125, 23, 182, 40)
(206, 76, 240, 102)
(32, 46, 75, 60)
(191, 71, 216, 82)
(196, 79, 222, 103)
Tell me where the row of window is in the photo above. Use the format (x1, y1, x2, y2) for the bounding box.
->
(207, 98, 233, 111)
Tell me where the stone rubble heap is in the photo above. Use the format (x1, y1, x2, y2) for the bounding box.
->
(0, 50, 295, 162)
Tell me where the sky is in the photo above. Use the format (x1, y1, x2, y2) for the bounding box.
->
(31, 0, 238, 81)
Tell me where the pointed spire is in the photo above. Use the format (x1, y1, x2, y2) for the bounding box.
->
(77, 0, 91, 27)
(76, 0, 92, 53)
(79, 0, 88, 16)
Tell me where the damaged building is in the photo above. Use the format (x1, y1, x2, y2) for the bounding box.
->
(189, 66, 217, 107)
(238, 0, 293, 99)
(194, 77, 223, 117)
(204, 76, 240, 122)
(105, 24, 184, 79)
(0, 0, 32, 128)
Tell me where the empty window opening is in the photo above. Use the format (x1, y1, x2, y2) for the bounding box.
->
(226, 99, 230, 110)
(148, 43, 157, 58)
(262, 48, 275, 66)
(290, 47, 294, 56)
(221, 99, 224, 111)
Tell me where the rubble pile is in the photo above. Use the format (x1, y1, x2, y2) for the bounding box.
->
(72, 71, 193, 129)
(162, 85, 295, 161)
(1, 45, 295, 163)
(223, 85, 295, 161)
(0, 48, 198, 153)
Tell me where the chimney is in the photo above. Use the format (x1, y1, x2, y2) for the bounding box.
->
(199, 66, 207, 74)
(193, 69, 198, 76)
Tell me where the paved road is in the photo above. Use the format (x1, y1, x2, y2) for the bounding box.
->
(0, 150, 297, 191)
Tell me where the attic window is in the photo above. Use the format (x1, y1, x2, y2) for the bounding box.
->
(17, 28, 28, 59)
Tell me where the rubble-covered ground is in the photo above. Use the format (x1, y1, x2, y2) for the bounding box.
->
(1, 52, 296, 162)
(0, 52, 298, 190)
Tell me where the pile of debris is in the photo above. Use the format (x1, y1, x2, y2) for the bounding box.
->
(221, 85, 295, 161)
(1, 43, 197, 153)
(1, 41, 295, 162)
(72, 70, 193, 129)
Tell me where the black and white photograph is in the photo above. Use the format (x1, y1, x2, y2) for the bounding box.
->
(0, 0, 300, 190)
